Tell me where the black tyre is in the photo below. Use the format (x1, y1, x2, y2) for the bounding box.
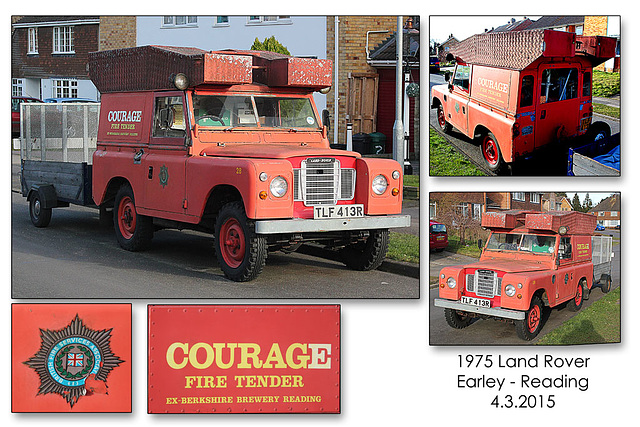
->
(340, 229, 389, 271)
(113, 184, 153, 251)
(444, 308, 472, 329)
(29, 192, 52, 228)
(600, 274, 612, 293)
(515, 296, 544, 341)
(214, 201, 267, 282)
(567, 280, 586, 312)
(586, 121, 611, 143)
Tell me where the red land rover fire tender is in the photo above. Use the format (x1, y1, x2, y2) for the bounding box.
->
(434, 210, 613, 340)
(20, 46, 410, 281)
(431, 29, 617, 173)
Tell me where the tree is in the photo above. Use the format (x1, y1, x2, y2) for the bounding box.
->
(251, 36, 290, 55)
(583, 193, 593, 212)
(571, 193, 582, 211)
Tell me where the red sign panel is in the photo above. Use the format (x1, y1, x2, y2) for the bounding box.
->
(148, 305, 340, 414)
(11, 304, 132, 413)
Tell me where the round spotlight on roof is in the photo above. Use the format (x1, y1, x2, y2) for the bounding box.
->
(173, 73, 189, 90)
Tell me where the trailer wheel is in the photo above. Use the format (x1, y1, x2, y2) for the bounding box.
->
(437, 104, 452, 133)
(214, 201, 267, 282)
(600, 274, 612, 293)
(340, 229, 389, 271)
(567, 279, 586, 312)
(586, 121, 611, 143)
(114, 184, 153, 251)
(481, 132, 505, 174)
(29, 192, 52, 228)
(515, 296, 544, 341)
(444, 308, 472, 329)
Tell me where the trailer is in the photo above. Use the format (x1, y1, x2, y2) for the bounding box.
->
(567, 132, 620, 176)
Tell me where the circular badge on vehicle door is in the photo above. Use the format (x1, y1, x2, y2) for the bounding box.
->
(24, 314, 123, 408)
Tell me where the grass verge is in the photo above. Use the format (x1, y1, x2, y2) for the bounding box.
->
(429, 128, 486, 176)
(593, 103, 620, 119)
(536, 286, 621, 345)
(388, 232, 419, 264)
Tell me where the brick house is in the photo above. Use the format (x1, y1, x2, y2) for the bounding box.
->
(589, 193, 621, 228)
(430, 192, 545, 221)
(325, 16, 419, 158)
(11, 16, 102, 100)
(433, 35, 459, 64)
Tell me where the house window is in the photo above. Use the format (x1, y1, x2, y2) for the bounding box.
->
(12, 79, 25, 97)
(28, 27, 38, 54)
(53, 26, 74, 54)
(246, 16, 292, 25)
(512, 192, 525, 201)
(52, 79, 78, 98)
(598, 211, 605, 216)
(610, 211, 618, 217)
(162, 16, 197, 27)
(530, 193, 540, 203)
(214, 16, 229, 26)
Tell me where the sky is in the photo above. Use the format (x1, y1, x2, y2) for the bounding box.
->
(429, 16, 621, 44)
(429, 16, 537, 43)
(565, 192, 615, 206)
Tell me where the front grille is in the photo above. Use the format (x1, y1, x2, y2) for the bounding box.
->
(468, 270, 502, 298)
(293, 158, 355, 205)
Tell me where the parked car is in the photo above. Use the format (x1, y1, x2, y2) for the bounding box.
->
(43, 97, 98, 103)
(429, 56, 440, 73)
(595, 223, 605, 231)
(12, 96, 41, 137)
(430, 220, 448, 251)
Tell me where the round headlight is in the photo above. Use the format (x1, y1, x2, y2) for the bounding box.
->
(505, 284, 516, 297)
(446, 277, 457, 289)
(259, 172, 268, 182)
(270, 176, 288, 198)
(392, 170, 400, 180)
(372, 175, 388, 195)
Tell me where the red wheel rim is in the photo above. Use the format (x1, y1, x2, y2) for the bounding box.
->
(527, 305, 541, 333)
(438, 107, 446, 129)
(220, 218, 245, 268)
(575, 285, 583, 305)
(118, 196, 136, 240)
(482, 136, 499, 165)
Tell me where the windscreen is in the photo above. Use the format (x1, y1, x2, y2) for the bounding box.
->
(192, 94, 319, 129)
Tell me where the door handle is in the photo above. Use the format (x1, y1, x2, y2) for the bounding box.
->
(133, 148, 144, 164)
(148, 166, 153, 179)
(540, 110, 546, 120)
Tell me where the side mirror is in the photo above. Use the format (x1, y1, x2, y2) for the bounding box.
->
(443, 70, 451, 82)
(322, 109, 330, 130)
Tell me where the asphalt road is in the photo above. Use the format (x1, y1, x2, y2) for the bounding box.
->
(11, 191, 419, 299)
(428, 230, 621, 345)
(429, 73, 621, 176)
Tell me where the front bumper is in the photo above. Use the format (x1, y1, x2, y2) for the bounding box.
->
(434, 298, 525, 321)
(255, 214, 411, 234)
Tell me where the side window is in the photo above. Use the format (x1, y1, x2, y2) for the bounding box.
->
(153, 96, 186, 138)
(558, 237, 573, 260)
(540, 68, 579, 104)
(582, 72, 591, 97)
(520, 75, 534, 107)
(453, 65, 470, 91)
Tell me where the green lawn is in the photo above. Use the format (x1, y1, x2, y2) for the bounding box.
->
(592, 70, 620, 97)
(429, 128, 486, 176)
(536, 286, 621, 345)
(388, 232, 419, 264)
